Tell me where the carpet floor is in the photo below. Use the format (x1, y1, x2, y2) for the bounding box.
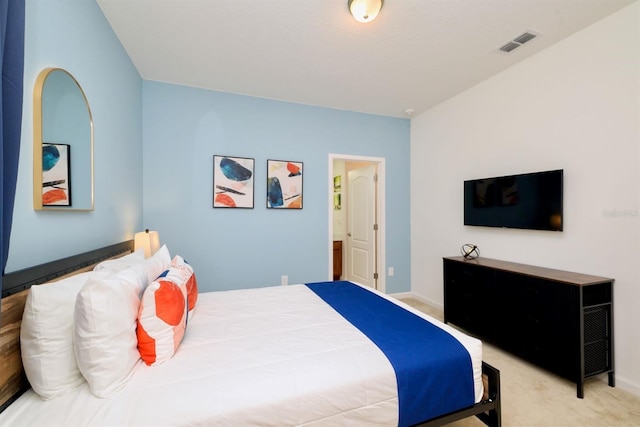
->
(395, 296, 640, 427)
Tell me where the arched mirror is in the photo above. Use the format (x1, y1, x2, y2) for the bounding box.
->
(33, 68, 94, 211)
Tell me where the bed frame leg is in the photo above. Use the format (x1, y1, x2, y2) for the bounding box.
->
(413, 362, 501, 427)
(476, 362, 501, 427)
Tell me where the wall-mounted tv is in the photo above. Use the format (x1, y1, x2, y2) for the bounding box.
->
(464, 169, 563, 231)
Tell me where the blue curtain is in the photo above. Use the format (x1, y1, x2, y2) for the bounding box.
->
(1, 0, 26, 298)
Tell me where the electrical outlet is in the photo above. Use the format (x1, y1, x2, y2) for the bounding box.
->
(388, 267, 394, 276)
(281, 275, 288, 286)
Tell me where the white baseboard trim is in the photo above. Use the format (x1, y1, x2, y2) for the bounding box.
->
(388, 292, 444, 311)
(388, 291, 413, 299)
(417, 295, 443, 310)
(614, 375, 640, 398)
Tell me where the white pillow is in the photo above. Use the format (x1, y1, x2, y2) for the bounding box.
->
(74, 245, 171, 398)
(138, 245, 171, 289)
(73, 273, 142, 398)
(20, 271, 108, 400)
(93, 248, 145, 272)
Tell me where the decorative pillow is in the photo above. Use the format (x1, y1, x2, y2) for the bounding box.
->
(20, 271, 108, 400)
(93, 248, 145, 272)
(135, 255, 197, 366)
(169, 255, 198, 316)
(136, 265, 191, 366)
(73, 245, 171, 398)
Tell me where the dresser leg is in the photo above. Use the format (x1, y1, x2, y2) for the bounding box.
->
(608, 372, 615, 387)
(577, 382, 584, 399)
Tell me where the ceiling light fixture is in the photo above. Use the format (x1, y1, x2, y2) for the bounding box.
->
(348, 0, 383, 23)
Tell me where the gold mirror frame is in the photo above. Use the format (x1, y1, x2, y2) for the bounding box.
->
(33, 68, 94, 211)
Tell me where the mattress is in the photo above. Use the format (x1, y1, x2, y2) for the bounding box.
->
(0, 282, 482, 426)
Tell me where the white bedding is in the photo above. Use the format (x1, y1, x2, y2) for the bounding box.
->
(0, 283, 482, 427)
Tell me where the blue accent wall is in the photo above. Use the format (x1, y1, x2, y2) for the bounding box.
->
(6, 1, 411, 295)
(142, 81, 411, 293)
(5, 0, 143, 272)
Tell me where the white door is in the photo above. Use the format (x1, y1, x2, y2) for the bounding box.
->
(346, 165, 377, 288)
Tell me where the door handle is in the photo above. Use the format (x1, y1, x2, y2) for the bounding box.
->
(347, 233, 352, 237)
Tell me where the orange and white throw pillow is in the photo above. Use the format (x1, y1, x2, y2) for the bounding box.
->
(169, 255, 198, 317)
(136, 272, 187, 366)
(136, 256, 198, 366)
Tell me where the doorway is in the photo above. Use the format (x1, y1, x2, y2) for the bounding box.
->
(328, 154, 385, 293)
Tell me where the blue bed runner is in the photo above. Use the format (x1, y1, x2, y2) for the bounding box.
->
(306, 281, 474, 427)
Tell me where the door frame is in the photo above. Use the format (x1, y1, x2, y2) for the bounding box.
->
(328, 153, 386, 293)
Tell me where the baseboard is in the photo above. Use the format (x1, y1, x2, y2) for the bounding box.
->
(388, 291, 444, 311)
(614, 375, 640, 398)
(388, 291, 413, 299)
(407, 292, 444, 311)
(417, 294, 444, 311)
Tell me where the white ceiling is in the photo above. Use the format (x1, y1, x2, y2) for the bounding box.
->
(97, 0, 636, 118)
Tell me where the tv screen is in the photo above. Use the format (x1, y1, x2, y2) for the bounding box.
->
(464, 169, 563, 231)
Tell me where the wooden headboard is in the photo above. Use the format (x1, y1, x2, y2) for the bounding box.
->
(0, 240, 134, 412)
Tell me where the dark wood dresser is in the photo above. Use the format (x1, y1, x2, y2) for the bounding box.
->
(443, 256, 614, 398)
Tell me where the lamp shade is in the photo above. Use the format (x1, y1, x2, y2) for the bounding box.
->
(134, 229, 160, 258)
(348, 0, 383, 23)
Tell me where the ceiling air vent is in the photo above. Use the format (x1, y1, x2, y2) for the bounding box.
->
(514, 32, 537, 44)
(499, 31, 539, 53)
(499, 42, 520, 53)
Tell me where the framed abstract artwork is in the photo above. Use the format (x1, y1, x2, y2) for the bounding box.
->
(213, 155, 255, 208)
(267, 159, 303, 209)
(42, 143, 71, 206)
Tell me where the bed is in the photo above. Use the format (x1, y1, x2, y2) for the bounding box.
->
(0, 241, 500, 426)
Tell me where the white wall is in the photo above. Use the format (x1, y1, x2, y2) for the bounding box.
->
(410, 3, 640, 395)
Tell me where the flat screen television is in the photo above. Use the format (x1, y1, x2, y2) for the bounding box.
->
(464, 169, 563, 231)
